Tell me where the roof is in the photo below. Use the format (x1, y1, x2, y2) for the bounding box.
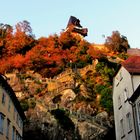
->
(0, 74, 26, 120)
(122, 56, 140, 74)
(66, 16, 88, 37)
(72, 27, 88, 37)
(127, 48, 140, 56)
(67, 16, 82, 28)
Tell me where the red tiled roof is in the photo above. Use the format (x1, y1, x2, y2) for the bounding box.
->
(122, 56, 140, 73)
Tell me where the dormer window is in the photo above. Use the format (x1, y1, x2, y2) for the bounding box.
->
(126, 112, 132, 133)
(124, 88, 128, 102)
(118, 95, 122, 109)
(119, 72, 123, 81)
(120, 119, 125, 138)
(116, 71, 123, 87)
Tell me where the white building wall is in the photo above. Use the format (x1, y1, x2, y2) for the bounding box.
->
(132, 75, 140, 91)
(135, 95, 140, 140)
(113, 66, 136, 140)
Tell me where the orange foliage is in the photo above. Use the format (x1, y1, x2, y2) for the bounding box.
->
(87, 45, 105, 59)
(59, 28, 81, 49)
(12, 54, 26, 69)
(5, 32, 34, 56)
(0, 20, 93, 77)
(0, 58, 13, 73)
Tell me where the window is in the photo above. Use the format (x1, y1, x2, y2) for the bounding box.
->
(116, 71, 123, 87)
(16, 131, 18, 140)
(8, 98, 11, 112)
(2, 92, 6, 105)
(6, 119, 10, 138)
(120, 119, 125, 138)
(16, 113, 19, 125)
(20, 120, 23, 131)
(119, 72, 123, 81)
(13, 107, 16, 120)
(137, 102, 140, 120)
(118, 95, 122, 109)
(116, 81, 119, 87)
(12, 126, 15, 140)
(16, 131, 22, 140)
(126, 112, 132, 133)
(0, 113, 5, 134)
(124, 88, 128, 102)
(137, 101, 140, 135)
(19, 117, 23, 129)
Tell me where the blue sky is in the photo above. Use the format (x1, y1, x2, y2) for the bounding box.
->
(0, 0, 140, 48)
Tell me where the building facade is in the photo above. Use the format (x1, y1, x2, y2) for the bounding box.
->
(129, 84, 140, 140)
(113, 56, 140, 140)
(0, 74, 25, 140)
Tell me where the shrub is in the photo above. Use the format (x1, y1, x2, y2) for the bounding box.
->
(117, 53, 128, 60)
(28, 98, 36, 109)
(100, 87, 113, 113)
(79, 46, 88, 54)
(20, 99, 29, 111)
(95, 84, 106, 94)
(76, 60, 87, 68)
(85, 54, 92, 64)
(35, 88, 42, 94)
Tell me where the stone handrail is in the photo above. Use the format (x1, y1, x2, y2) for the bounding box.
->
(41, 101, 108, 130)
(36, 100, 108, 139)
(78, 65, 94, 74)
(54, 69, 73, 80)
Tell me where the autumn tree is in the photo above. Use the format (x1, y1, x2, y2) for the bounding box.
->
(59, 27, 81, 49)
(5, 20, 35, 56)
(0, 24, 13, 57)
(105, 31, 130, 53)
(87, 45, 105, 59)
(15, 20, 33, 36)
(0, 24, 13, 38)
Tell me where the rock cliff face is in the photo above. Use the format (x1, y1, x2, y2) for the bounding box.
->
(0, 19, 129, 140)
(6, 63, 115, 140)
(23, 104, 114, 140)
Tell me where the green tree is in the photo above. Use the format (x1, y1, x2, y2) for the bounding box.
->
(100, 87, 113, 113)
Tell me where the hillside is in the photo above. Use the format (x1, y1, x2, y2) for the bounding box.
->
(0, 21, 130, 139)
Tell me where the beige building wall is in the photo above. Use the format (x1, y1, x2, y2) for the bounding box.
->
(0, 85, 23, 140)
(113, 66, 136, 140)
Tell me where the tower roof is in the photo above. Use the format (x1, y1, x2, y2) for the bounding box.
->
(66, 16, 88, 37)
(67, 16, 82, 28)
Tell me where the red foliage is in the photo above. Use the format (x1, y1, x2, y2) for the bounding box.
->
(0, 20, 94, 77)
(12, 54, 26, 69)
(0, 58, 13, 73)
